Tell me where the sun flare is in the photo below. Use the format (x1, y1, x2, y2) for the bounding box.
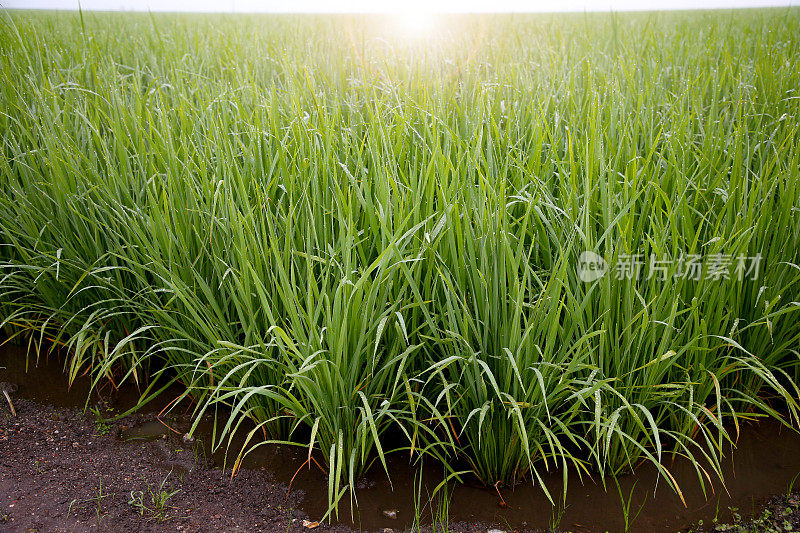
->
(397, 10, 434, 34)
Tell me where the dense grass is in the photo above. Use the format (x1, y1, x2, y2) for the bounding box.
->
(2, 8, 800, 518)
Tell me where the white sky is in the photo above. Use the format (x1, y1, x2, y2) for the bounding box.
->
(3, 0, 796, 12)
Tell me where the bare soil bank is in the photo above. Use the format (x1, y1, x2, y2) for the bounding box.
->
(0, 397, 313, 532)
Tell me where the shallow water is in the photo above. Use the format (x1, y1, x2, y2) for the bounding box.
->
(2, 342, 799, 532)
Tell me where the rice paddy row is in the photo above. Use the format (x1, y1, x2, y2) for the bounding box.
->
(1, 8, 800, 519)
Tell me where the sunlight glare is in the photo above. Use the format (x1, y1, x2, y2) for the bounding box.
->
(397, 10, 435, 35)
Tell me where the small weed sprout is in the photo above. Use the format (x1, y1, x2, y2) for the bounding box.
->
(127, 472, 181, 522)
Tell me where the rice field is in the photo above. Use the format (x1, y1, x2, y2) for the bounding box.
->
(1, 7, 800, 520)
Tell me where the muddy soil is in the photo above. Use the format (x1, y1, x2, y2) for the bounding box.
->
(4, 397, 800, 533)
(0, 373, 490, 532)
(687, 492, 800, 532)
(3, 343, 800, 532)
(0, 397, 312, 532)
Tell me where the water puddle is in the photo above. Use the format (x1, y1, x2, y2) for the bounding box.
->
(2, 342, 799, 532)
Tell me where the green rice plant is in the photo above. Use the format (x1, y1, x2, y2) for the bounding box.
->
(1, 7, 800, 521)
(410, 469, 453, 533)
(189, 214, 433, 516)
(417, 195, 604, 497)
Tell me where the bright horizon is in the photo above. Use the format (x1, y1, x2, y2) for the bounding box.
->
(3, 0, 797, 13)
